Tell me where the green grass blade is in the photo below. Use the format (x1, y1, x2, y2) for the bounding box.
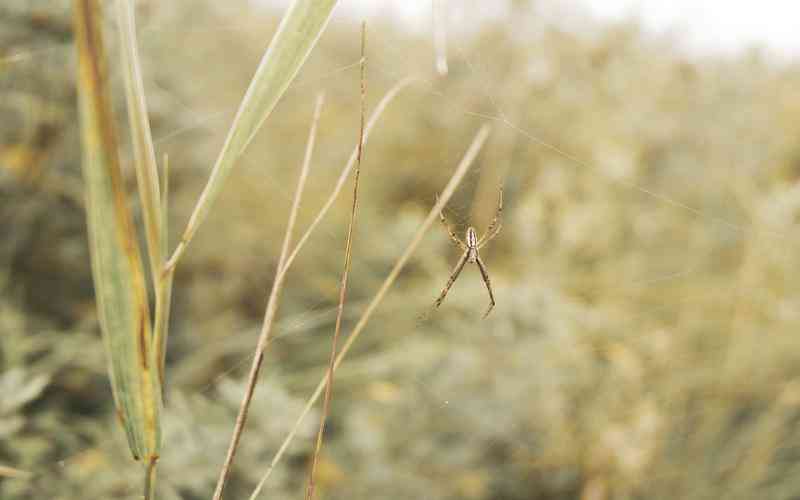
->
(167, 0, 338, 270)
(72, 0, 161, 464)
(154, 153, 173, 385)
(116, 0, 162, 285)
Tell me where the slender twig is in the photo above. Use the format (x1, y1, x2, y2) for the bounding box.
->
(212, 94, 325, 500)
(212, 79, 412, 500)
(248, 124, 491, 500)
(276, 78, 415, 282)
(209, 79, 410, 500)
(305, 22, 366, 500)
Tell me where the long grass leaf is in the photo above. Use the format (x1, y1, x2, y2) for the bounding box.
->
(116, 0, 162, 282)
(167, 0, 338, 271)
(154, 153, 173, 384)
(73, 0, 161, 466)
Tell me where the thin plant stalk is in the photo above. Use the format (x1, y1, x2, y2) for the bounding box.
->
(210, 78, 411, 366)
(305, 23, 366, 500)
(249, 124, 491, 500)
(211, 94, 325, 500)
(212, 79, 411, 499)
(275, 78, 415, 287)
(144, 459, 157, 500)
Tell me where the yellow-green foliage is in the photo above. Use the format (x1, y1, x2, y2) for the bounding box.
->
(5, 1, 800, 499)
(72, 0, 161, 464)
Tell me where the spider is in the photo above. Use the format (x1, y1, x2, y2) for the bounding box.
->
(433, 187, 503, 318)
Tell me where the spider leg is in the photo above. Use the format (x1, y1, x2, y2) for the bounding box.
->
(478, 187, 503, 248)
(475, 255, 496, 318)
(437, 194, 466, 250)
(434, 251, 469, 309)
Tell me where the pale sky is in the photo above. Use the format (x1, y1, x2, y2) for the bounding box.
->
(585, 0, 800, 57)
(265, 0, 800, 59)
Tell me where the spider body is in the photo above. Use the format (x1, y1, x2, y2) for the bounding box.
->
(466, 227, 479, 263)
(434, 188, 503, 318)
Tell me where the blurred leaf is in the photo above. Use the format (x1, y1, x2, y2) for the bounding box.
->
(0, 368, 50, 415)
(0, 416, 25, 438)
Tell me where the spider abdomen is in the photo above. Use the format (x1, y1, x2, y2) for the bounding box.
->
(433, 187, 501, 317)
(466, 227, 478, 262)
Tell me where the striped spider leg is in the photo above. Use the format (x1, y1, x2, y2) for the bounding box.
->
(433, 187, 503, 317)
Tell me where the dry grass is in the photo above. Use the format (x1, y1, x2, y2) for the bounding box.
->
(305, 24, 367, 500)
(6, 2, 800, 500)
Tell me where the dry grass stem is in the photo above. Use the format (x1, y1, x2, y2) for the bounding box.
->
(212, 77, 411, 499)
(211, 94, 325, 500)
(249, 124, 491, 500)
(275, 77, 416, 285)
(144, 459, 157, 500)
(304, 23, 366, 500)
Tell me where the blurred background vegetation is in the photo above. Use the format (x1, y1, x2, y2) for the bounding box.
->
(5, 1, 800, 499)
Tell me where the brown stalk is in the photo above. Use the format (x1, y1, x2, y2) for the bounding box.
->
(276, 77, 415, 281)
(248, 124, 491, 500)
(304, 22, 366, 500)
(212, 76, 412, 500)
(212, 94, 325, 500)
